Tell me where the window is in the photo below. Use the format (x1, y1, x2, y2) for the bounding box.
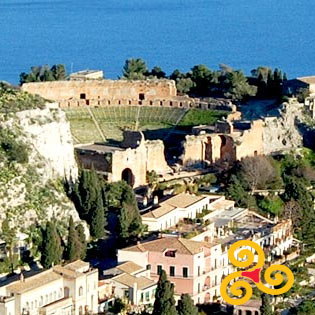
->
(157, 265, 162, 275)
(139, 93, 145, 100)
(183, 267, 188, 278)
(124, 290, 129, 298)
(80, 93, 86, 99)
(198, 283, 201, 293)
(165, 250, 176, 257)
(79, 286, 83, 296)
(146, 264, 151, 270)
(170, 266, 175, 277)
(140, 293, 144, 302)
(145, 291, 150, 301)
(198, 266, 201, 276)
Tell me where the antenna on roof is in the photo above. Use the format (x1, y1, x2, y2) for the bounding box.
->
(71, 63, 74, 74)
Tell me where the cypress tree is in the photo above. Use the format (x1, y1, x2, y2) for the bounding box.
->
(153, 270, 177, 315)
(65, 216, 77, 262)
(260, 294, 273, 315)
(41, 221, 63, 269)
(177, 294, 198, 315)
(75, 224, 87, 259)
(90, 193, 105, 239)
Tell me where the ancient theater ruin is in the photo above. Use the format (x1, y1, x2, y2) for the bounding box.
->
(180, 119, 264, 168)
(75, 131, 171, 187)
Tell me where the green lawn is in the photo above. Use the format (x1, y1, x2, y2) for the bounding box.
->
(179, 109, 228, 126)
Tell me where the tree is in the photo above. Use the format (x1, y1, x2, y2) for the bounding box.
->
(90, 193, 105, 239)
(109, 298, 126, 314)
(177, 294, 198, 315)
(260, 294, 273, 315)
(258, 195, 284, 216)
(65, 216, 77, 261)
(291, 299, 315, 315)
(238, 156, 280, 191)
(153, 270, 177, 315)
(122, 58, 149, 80)
(19, 64, 67, 84)
(224, 70, 257, 101)
(51, 64, 66, 80)
(190, 64, 212, 96)
(176, 77, 195, 94)
(72, 169, 107, 228)
(103, 181, 143, 246)
(75, 224, 87, 259)
(150, 66, 166, 78)
(41, 221, 63, 269)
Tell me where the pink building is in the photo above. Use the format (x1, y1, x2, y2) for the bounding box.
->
(118, 237, 232, 304)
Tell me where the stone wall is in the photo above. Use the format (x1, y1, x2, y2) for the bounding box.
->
(22, 79, 177, 103)
(235, 120, 264, 159)
(146, 140, 172, 175)
(180, 120, 264, 167)
(76, 131, 171, 187)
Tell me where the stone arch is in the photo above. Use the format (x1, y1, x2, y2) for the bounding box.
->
(122, 168, 135, 187)
(205, 137, 212, 163)
(219, 135, 236, 165)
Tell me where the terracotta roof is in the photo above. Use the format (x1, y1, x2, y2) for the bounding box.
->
(53, 265, 83, 279)
(7, 270, 62, 294)
(297, 76, 315, 85)
(164, 193, 206, 208)
(117, 261, 144, 275)
(142, 203, 176, 219)
(113, 273, 156, 290)
(64, 260, 89, 272)
(123, 237, 208, 255)
(142, 193, 207, 219)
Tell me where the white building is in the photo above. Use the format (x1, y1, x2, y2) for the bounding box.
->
(0, 260, 98, 315)
(141, 193, 219, 231)
(101, 261, 157, 313)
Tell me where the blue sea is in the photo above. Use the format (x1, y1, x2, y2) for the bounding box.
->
(0, 0, 315, 84)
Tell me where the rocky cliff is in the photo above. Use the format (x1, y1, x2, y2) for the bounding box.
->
(262, 100, 304, 154)
(0, 103, 82, 235)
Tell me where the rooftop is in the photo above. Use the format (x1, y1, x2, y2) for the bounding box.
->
(142, 193, 208, 219)
(123, 237, 209, 255)
(6, 270, 62, 294)
(76, 144, 124, 153)
(64, 260, 90, 272)
(113, 273, 155, 290)
(116, 261, 144, 275)
(70, 70, 103, 76)
(297, 76, 315, 85)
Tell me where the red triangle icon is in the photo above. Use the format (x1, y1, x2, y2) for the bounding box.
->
(241, 268, 261, 283)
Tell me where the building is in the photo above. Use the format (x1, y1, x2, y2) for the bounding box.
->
(69, 70, 104, 81)
(141, 193, 218, 231)
(283, 76, 315, 96)
(76, 130, 171, 187)
(101, 261, 157, 313)
(181, 120, 264, 168)
(21, 79, 183, 108)
(0, 260, 98, 315)
(117, 237, 233, 304)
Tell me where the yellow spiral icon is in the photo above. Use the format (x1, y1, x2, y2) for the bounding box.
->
(220, 240, 294, 305)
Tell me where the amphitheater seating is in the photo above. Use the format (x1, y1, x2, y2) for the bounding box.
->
(64, 106, 186, 144)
